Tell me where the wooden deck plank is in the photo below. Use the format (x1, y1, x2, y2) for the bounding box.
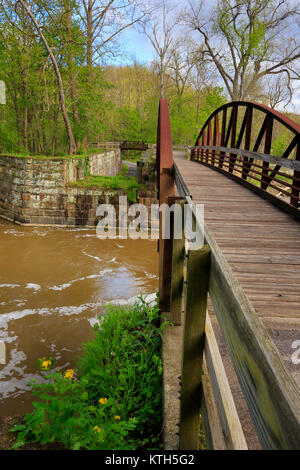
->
(174, 151, 300, 390)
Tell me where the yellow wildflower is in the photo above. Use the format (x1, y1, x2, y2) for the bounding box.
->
(41, 360, 51, 370)
(115, 416, 121, 421)
(64, 369, 74, 380)
(93, 426, 101, 433)
(98, 397, 108, 405)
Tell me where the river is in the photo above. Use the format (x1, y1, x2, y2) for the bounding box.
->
(0, 218, 158, 416)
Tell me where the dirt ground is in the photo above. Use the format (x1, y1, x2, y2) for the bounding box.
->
(0, 416, 65, 450)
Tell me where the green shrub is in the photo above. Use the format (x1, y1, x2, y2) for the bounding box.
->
(11, 296, 166, 450)
(70, 173, 140, 203)
(121, 164, 128, 176)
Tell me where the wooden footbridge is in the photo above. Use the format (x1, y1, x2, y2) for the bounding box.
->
(157, 99, 300, 450)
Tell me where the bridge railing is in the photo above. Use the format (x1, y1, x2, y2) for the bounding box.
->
(157, 98, 300, 450)
(89, 141, 150, 151)
(191, 101, 300, 219)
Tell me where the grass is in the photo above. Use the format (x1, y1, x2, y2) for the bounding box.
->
(0, 148, 108, 160)
(10, 296, 168, 450)
(122, 150, 143, 163)
(70, 165, 141, 203)
(246, 171, 293, 189)
(1, 150, 142, 202)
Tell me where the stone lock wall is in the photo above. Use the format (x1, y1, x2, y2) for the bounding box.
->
(89, 150, 122, 177)
(65, 150, 122, 183)
(0, 151, 123, 227)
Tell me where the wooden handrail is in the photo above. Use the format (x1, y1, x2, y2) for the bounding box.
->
(172, 167, 300, 449)
(190, 145, 300, 172)
(158, 98, 300, 450)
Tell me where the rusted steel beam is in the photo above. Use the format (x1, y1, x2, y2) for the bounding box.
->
(242, 114, 268, 181)
(202, 129, 207, 161)
(229, 105, 238, 173)
(157, 98, 175, 312)
(236, 108, 247, 149)
(196, 138, 201, 160)
(212, 114, 220, 166)
(242, 106, 253, 179)
(195, 101, 300, 144)
(192, 100, 300, 212)
(261, 115, 273, 190)
(207, 120, 212, 163)
(267, 136, 298, 186)
(224, 108, 233, 147)
(291, 140, 300, 207)
(253, 116, 268, 152)
(219, 108, 227, 168)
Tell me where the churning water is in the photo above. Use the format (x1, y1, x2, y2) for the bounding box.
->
(0, 219, 158, 415)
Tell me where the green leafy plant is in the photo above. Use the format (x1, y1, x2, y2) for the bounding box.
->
(11, 372, 137, 450)
(70, 172, 140, 203)
(11, 296, 167, 450)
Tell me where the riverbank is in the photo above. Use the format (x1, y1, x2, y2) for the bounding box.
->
(4, 298, 164, 451)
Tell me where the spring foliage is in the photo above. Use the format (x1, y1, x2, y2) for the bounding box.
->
(11, 297, 168, 450)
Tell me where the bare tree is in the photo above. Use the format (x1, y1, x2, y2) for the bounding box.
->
(141, 2, 178, 97)
(264, 75, 293, 109)
(184, 0, 300, 103)
(78, 0, 150, 77)
(167, 38, 195, 111)
(16, 0, 77, 154)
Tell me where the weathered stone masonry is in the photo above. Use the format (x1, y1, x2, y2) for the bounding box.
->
(0, 151, 158, 227)
(0, 152, 123, 226)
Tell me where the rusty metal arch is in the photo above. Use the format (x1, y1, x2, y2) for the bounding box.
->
(191, 101, 300, 213)
(195, 101, 300, 144)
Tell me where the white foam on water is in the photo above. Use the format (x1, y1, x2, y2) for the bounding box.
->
(0, 308, 50, 329)
(81, 250, 102, 262)
(32, 230, 47, 237)
(3, 230, 24, 237)
(114, 242, 125, 248)
(0, 348, 27, 378)
(48, 270, 112, 292)
(25, 283, 41, 292)
(145, 272, 158, 279)
(0, 301, 105, 331)
(0, 331, 17, 344)
(49, 282, 72, 292)
(76, 234, 96, 238)
(62, 227, 92, 232)
(0, 284, 20, 289)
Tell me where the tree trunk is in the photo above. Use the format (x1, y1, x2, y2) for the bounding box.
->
(86, 0, 93, 81)
(19, 0, 77, 154)
(64, 1, 80, 125)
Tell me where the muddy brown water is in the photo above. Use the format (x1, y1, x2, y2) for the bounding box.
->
(0, 219, 158, 416)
